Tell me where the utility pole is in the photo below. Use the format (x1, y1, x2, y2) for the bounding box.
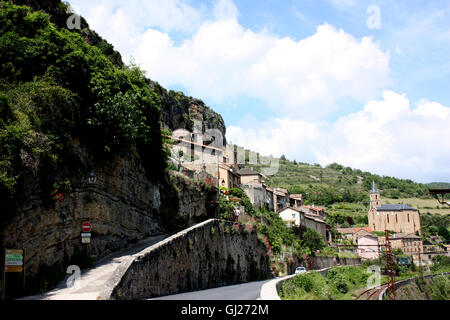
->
(385, 230, 396, 300)
(418, 244, 424, 283)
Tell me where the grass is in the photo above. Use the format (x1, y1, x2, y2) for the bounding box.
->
(279, 265, 373, 300)
(280, 264, 450, 300)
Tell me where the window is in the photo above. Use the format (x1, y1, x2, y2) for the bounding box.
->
(408, 214, 410, 223)
(387, 215, 389, 223)
(396, 214, 398, 223)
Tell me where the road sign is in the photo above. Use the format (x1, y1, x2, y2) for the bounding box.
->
(5, 266, 23, 273)
(81, 233, 91, 238)
(81, 222, 92, 232)
(5, 250, 23, 272)
(2, 249, 26, 300)
(81, 237, 91, 244)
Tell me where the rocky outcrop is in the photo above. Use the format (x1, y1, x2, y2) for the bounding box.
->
(0, 142, 218, 295)
(150, 83, 227, 145)
(108, 219, 271, 300)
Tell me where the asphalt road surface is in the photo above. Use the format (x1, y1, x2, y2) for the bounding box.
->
(150, 279, 273, 300)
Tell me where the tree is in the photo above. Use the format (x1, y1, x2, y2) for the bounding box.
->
(280, 154, 287, 161)
(438, 226, 450, 242)
(326, 212, 346, 226)
(301, 228, 325, 255)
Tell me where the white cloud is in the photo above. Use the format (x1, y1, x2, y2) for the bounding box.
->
(227, 117, 321, 163)
(74, 0, 203, 34)
(315, 91, 450, 182)
(227, 91, 450, 182)
(134, 21, 391, 119)
(213, 0, 238, 20)
(72, 0, 392, 119)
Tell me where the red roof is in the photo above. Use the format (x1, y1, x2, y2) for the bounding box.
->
(303, 205, 324, 212)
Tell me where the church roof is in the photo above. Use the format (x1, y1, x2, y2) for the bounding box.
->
(375, 204, 418, 211)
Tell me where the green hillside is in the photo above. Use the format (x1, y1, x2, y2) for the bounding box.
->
(250, 157, 431, 206)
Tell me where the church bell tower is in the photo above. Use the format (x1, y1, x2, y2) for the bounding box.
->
(369, 181, 381, 211)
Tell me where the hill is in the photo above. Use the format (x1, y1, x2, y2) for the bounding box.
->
(249, 156, 431, 206)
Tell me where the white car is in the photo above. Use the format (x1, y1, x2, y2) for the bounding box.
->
(294, 267, 307, 274)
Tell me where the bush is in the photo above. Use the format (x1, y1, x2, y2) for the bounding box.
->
(0, 2, 168, 217)
(427, 275, 450, 300)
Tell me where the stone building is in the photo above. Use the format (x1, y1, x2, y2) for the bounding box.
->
(219, 163, 240, 190)
(273, 187, 290, 213)
(236, 167, 263, 185)
(378, 233, 423, 262)
(368, 182, 421, 235)
(242, 181, 267, 210)
(304, 213, 330, 243)
(289, 194, 303, 208)
(278, 207, 330, 242)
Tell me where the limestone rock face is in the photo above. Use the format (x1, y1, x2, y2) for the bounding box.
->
(153, 84, 227, 146)
(0, 145, 217, 282)
(1, 148, 163, 275)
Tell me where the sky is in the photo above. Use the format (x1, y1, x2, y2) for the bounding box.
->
(68, 0, 450, 183)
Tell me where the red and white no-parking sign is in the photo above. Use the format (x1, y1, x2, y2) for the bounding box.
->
(81, 221, 92, 232)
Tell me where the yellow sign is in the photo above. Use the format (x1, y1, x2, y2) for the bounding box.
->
(5, 265, 23, 273)
(6, 249, 23, 255)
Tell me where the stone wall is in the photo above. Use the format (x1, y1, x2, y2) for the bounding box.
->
(108, 219, 271, 300)
(297, 256, 361, 270)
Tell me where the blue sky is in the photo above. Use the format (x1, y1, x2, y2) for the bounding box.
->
(69, 0, 450, 183)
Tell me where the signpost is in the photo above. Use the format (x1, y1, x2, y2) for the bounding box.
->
(81, 222, 92, 244)
(2, 249, 25, 300)
(81, 222, 92, 233)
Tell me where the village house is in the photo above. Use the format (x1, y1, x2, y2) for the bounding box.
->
(289, 194, 303, 208)
(355, 232, 380, 260)
(219, 163, 240, 190)
(236, 167, 263, 185)
(304, 213, 330, 243)
(273, 187, 290, 213)
(265, 187, 275, 212)
(336, 227, 372, 241)
(301, 204, 328, 219)
(242, 181, 268, 210)
(379, 233, 424, 262)
(278, 207, 331, 243)
(368, 182, 421, 234)
(278, 207, 304, 228)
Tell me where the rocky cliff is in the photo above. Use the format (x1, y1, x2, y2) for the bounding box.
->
(11, 0, 227, 142)
(0, 140, 218, 295)
(1, 1, 225, 296)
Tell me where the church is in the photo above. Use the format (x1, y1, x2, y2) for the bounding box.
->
(368, 182, 421, 235)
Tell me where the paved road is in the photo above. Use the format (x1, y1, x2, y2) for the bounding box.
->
(20, 234, 170, 300)
(150, 279, 273, 300)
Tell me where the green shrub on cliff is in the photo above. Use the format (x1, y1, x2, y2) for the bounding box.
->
(0, 2, 167, 217)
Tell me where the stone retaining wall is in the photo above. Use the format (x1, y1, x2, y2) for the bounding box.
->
(108, 219, 271, 300)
